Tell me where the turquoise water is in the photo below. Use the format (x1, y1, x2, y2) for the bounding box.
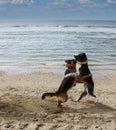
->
(0, 20, 116, 75)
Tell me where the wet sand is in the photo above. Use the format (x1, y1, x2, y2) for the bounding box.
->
(0, 71, 116, 130)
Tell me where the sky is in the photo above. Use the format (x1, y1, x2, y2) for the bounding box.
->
(0, 0, 116, 20)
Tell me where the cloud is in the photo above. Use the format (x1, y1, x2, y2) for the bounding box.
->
(48, 0, 74, 10)
(0, 0, 9, 5)
(0, 0, 34, 5)
(12, 0, 34, 4)
(11, 0, 24, 4)
(53, 0, 65, 6)
(47, 0, 111, 11)
(50, 0, 70, 7)
(107, 0, 112, 3)
(107, 0, 116, 4)
(92, 3, 108, 8)
(107, 0, 116, 3)
(78, 0, 90, 4)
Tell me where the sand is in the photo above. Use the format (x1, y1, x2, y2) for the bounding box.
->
(0, 71, 116, 130)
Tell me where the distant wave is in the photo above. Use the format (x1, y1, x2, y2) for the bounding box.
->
(12, 25, 28, 28)
(39, 62, 65, 67)
(0, 26, 115, 34)
(11, 24, 116, 28)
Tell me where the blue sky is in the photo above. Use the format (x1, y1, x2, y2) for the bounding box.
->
(0, 0, 116, 20)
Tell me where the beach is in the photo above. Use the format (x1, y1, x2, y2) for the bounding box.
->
(0, 19, 115, 129)
(0, 71, 116, 130)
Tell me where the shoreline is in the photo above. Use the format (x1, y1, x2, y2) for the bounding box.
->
(0, 70, 116, 129)
(0, 65, 116, 78)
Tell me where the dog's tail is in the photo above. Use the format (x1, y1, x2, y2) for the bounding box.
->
(41, 92, 58, 100)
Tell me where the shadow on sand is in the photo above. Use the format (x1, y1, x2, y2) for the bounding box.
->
(63, 100, 116, 114)
(0, 95, 116, 117)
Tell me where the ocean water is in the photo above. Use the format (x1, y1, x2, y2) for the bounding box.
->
(0, 20, 116, 76)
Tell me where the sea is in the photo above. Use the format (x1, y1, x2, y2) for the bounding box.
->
(0, 20, 116, 76)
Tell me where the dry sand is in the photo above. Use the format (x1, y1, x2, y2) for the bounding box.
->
(0, 71, 116, 130)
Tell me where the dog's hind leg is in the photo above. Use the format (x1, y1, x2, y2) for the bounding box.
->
(73, 83, 88, 102)
(88, 82, 96, 98)
(77, 82, 89, 102)
(89, 92, 98, 103)
(88, 82, 98, 103)
(77, 90, 87, 102)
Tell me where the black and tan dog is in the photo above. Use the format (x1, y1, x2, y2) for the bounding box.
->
(41, 59, 77, 107)
(74, 53, 96, 101)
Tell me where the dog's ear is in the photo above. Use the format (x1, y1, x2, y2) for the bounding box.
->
(81, 53, 86, 56)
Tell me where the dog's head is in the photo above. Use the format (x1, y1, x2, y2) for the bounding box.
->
(74, 53, 87, 63)
(65, 59, 76, 68)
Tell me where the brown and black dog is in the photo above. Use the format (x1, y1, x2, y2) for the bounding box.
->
(41, 59, 77, 107)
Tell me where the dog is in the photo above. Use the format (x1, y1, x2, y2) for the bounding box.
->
(74, 53, 96, 101)
(41, 59, 77, 108)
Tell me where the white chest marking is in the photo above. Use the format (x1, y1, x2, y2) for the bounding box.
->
(76, 63, 81, 75)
